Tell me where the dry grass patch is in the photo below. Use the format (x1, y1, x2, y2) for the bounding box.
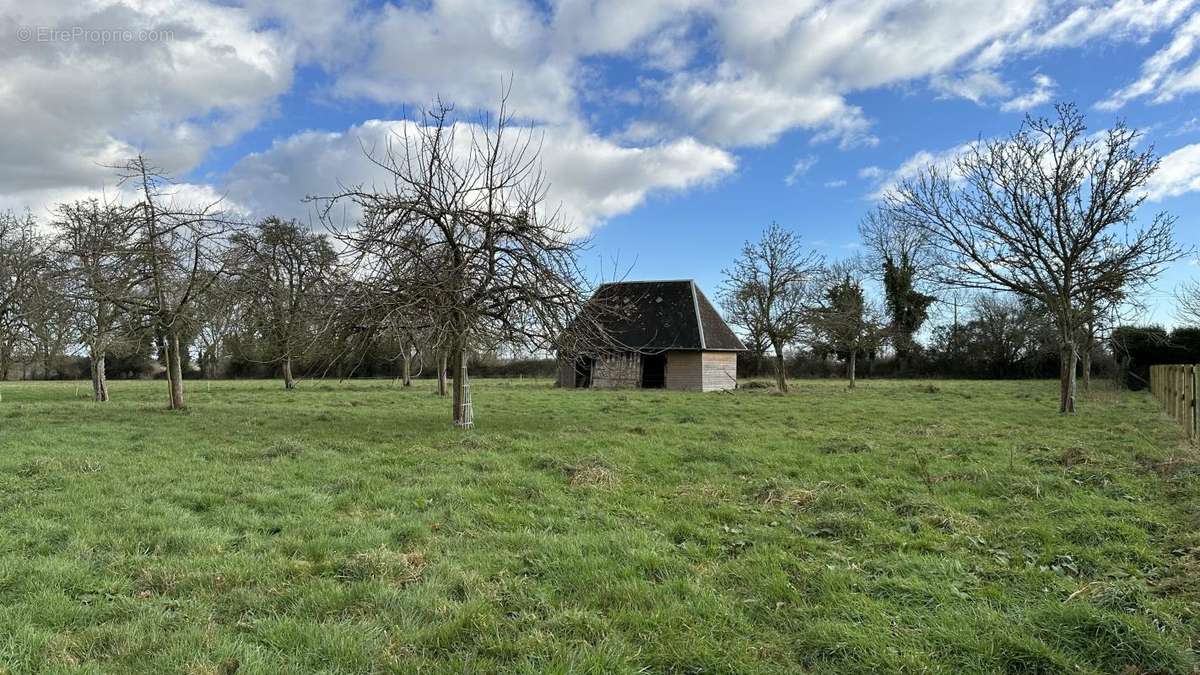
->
(755, 480, 845, 510)
(566, 460, 620, 488)
(336, 546, 426, 586)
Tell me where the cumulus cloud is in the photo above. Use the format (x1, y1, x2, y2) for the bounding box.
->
(0, 0, 291, 208)
(664, 72, 875, 148)
(332, 0, 578, 123)
(222, 120, 735, 234)
(4, 0, 1198, 227)
(1145, 143, 1200, 200)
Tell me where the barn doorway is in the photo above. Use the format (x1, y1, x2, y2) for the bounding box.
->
(641, 352, 667, 388)
(574, 356, 593, 388)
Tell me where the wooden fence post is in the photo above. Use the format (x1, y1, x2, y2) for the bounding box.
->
(1191, 365, 1198, 441)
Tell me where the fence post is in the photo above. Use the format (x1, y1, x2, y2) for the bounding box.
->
(1191, 365, 1198, 440)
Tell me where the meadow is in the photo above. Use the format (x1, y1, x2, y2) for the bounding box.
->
(0, 378, 1196, 673)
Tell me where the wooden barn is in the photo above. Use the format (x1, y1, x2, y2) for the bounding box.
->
(558, 280, 746, 391)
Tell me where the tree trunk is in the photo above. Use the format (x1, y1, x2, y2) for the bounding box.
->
(90, 348, 109, 402)
(166, 331, 185, 410)
(402, 349, 412, 387)
(437, 350, 448, 396)
(773, 346, 787, 392)
(283, 354, 296, 390)
(1059, 343, 1077, 414)
(1081, 349, 1092, 393)
(451, 345, 470, 427)
(848, 350, 857, 389)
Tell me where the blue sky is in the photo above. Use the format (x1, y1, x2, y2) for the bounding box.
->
(3, 0, 1199, 325)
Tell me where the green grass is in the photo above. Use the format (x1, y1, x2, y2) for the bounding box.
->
(0, 378, 1197, 673)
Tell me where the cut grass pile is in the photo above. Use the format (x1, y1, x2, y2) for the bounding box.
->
(0, 378, 1197, 673)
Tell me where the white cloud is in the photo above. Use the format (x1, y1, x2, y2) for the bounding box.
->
(1099, 11, 1200, 110)
(784, 155, 819, 186)
(664, 72, 875, 148)
(931, 70, 1012, 104)
(1001, 73, 1056, 112)
(222, 120, 736, 235)
(331, 0, 577, 123)
(976, 0, 1194, 67)
(1145, 143, 1200, 199)
(0, 0, 291, 209)
(866, 142, 979, 199)
(4, 0, 1198, 227)
(824, 179, 848, 188)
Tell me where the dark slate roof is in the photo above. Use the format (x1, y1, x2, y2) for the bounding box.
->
(588, 280, 746, 352)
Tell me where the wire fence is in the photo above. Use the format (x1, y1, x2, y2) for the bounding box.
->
(1149, 364, 1198, 442)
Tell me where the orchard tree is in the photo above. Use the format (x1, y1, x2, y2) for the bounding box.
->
(812, 261, 885, 388)
(115, 156, 238, 410)
(231, 217, 337, 389)
(720, 222, 823, 391)
(317, 95, 601, 428)
(0, 211, 41, 380)
(887, 104, 1182, 413)
(53, 199, 145, 401)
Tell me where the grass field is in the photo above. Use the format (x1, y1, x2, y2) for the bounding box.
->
(0, 378, 1197, 673)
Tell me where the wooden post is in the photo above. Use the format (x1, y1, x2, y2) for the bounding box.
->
(1190, 365, 1197, 440)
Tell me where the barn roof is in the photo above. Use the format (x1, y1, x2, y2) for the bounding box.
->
(588, 280, 746, 352)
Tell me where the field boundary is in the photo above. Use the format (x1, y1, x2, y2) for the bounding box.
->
(1150, 364, 1198, 441)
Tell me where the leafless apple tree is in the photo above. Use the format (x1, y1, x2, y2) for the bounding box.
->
(887, 104, 1183, 413)
(53, 199, 145, 401)
(0, 211, 42, 381)
(720, 222, 823, 392)
(230, 217, 338, 389)
(115, 156, 239, 410)
(317, 96, 603, 427)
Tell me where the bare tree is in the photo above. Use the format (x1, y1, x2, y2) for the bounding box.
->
(812, 260, 886, 388)
(191, 277, 239, 380)
(230, 217, 337, 389)
(858, 207, 937, 370)
(25, 265, 78, 380)
(887, 104, 1183, 413)
(1179, 277, 1200, 327)
(53, 199, 145, 400)
(317, 95, 598, 427)
(0, 212, 43, 381)
(720, 222, 823, 392)
(115, 156, 238, 410)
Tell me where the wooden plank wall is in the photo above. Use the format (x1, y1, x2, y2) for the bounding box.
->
(1149, 364, 1198, 442)
(701, 352, 738, 391)
(666, 351, 703, 390)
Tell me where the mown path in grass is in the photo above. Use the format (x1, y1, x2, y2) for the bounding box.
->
(0, 378, 1196, 673)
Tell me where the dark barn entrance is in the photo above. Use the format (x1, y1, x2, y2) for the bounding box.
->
(641, 352, 667, 388)
(574, 356, 593, 388)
